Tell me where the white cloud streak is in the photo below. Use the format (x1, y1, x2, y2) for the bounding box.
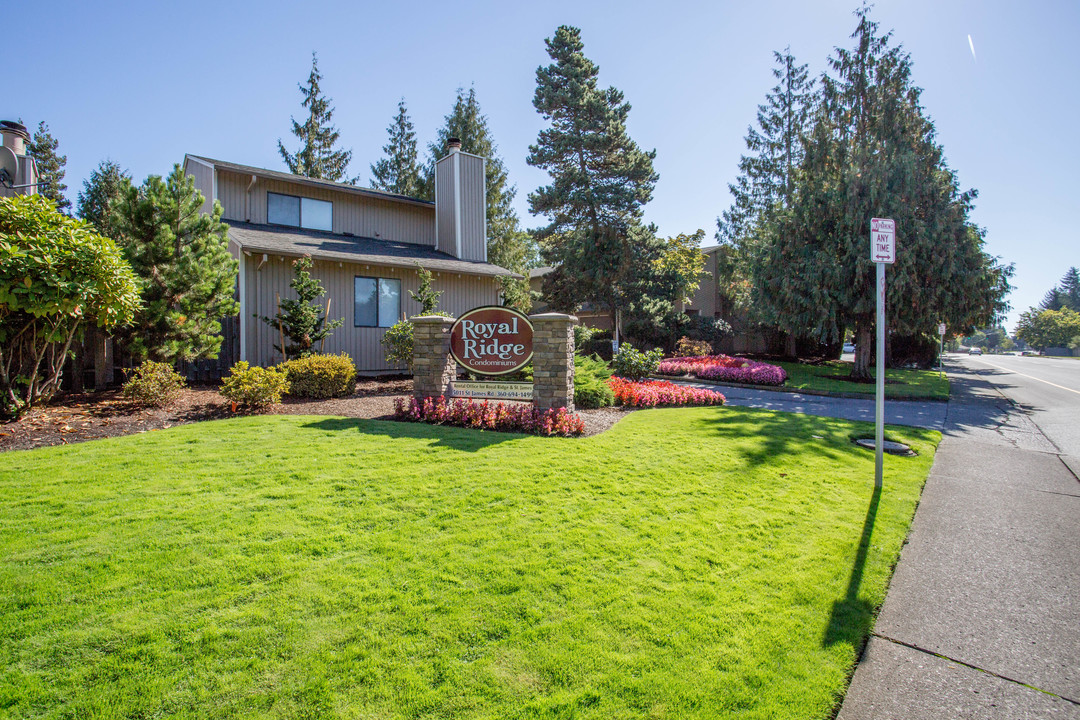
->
(968, 34, 977, 62)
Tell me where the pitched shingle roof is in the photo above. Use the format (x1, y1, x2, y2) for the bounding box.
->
(226, 222, 519, 278)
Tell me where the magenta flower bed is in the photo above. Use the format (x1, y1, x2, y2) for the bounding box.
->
(657, 354, 788, 386)
(393, 396, 585, 437)
(609, 377, 726, 408)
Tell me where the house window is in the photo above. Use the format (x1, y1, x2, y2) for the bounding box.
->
(354, 277, 401, 328)
(267, 192, 333, 231)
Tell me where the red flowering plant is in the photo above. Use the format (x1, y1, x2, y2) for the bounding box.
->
(656, 354, 787, 386)
(608, 378, 725, 408)
(393, 396, 585, 437)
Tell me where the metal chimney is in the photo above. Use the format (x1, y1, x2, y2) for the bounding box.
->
(1, 121, 30, 156)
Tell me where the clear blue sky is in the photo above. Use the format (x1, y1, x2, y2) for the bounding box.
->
(7, 0, 1078, 331)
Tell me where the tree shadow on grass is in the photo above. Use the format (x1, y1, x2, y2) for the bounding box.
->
(823, 484, 881, 649)
(699, 408, 854, 467)
(299, 417, 529, 452)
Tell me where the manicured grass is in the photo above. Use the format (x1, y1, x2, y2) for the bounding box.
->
(0, 409, 939, 719)
(777, 360, 950, 400)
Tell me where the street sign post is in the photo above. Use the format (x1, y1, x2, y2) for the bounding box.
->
(871, 218, 895, 489)
(938, 322, 946, 373)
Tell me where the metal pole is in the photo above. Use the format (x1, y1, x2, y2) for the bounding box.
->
(875, 262, 885, 488)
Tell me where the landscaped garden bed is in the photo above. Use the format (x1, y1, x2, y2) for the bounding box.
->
(0, 408, 940, 718)
(657, 354, 789, 386)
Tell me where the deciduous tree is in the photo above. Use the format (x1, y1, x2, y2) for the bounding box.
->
(0, 195, 139, 417)
(1016, 307, 1080, 350)
(112, 165, 240, 363)
(278, 53, 356, 183)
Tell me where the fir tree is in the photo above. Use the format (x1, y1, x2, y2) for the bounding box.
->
(259, 256, 343, 359)
(278, 53, 356, 183)
(527, 25, 661, 338)
(1040, 267, 1080, 312)
(718, 49, 815, 247)
(77, 160, 130, 237)
(426, 87, 535, 310)
(27, 122, 70, 212)
(112, 165, 240, 363)
(749, 6, 1012, 378)
(409, 263, 443, 315)
(370, 100, 424, 197)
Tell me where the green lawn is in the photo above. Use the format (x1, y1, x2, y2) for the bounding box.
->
(778, 360, 949, 400)
(0, 408, 939, 719)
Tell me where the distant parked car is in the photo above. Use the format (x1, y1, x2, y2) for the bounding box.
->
(843, 343, 856, 353)
(969, 347, 983, 355)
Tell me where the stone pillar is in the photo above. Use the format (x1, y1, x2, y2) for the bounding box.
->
(529, 313, 577, 412)
(411, 316, 457, 398)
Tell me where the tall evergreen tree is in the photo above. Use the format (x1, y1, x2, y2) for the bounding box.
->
(527, 25, 661, 339)
(749, 6, 1011, 378)
(77, 160, 130, 237)
(370, 100, 424, 197)
(112, 165, 239, 363)
(425, 87, 535, 310)
(718, 48, 815, 247)
(1039, 267, 1080, 312)
(27, 122, 70, 212)
(278, 53, 356, 183)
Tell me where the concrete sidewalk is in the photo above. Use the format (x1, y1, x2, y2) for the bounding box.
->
(837, 365, 1080, 718)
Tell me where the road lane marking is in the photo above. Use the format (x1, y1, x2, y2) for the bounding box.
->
(969, 358, 1080, 396)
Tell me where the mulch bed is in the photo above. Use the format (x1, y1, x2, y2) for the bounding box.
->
(0, 377, 634, 453)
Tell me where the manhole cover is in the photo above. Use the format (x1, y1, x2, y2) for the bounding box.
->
(854, 438, 913, 455)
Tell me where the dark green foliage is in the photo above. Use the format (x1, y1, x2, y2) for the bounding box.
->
(77, 160, 130, 237)
(220, 361, 289, 407)
(0, 195, 140, 417)
(749, 7, 1012, 378)
(381, 320, 415, 369)
(27, 121, 70, 212)
(259, 256, 343, 361)
(122, 360, 187, 407)
(612, 345, 663, 381)
(113, 165, 239, 363)
(528, 26, 662, 335)
(279, 353, 357, 398)
(370, 100, 424, 197)
(426, 88, 534, 310)
(572, 353, 614, 408)
(278, 53, 355, 183)
(410, 263, 443, 315)
(1038, 267, 1080, 312)
(1015, 307, 1080, 350)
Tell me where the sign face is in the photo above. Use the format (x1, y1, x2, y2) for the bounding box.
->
(938, 322, 946, 336)
(449, 381, 534, 401)
(449, 306, 534, 376)
(871, 217, 896, 264)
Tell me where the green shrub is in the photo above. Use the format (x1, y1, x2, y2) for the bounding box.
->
(220, 362, 289, 407)
(676, 336, 713, 357)
(573, 354, 615, 408)
(279, 353, 357, 398)
(381, 319, 414, 369)
(121, 360, 186, 408)
(612, 345, 664, 381)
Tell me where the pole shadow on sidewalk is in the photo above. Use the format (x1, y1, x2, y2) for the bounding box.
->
(823, 484, 881, 648)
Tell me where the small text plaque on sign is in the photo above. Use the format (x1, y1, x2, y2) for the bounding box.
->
(938, 322, 946, 336)
(871, 217, 896, 264)
(449, 382, 534, 401)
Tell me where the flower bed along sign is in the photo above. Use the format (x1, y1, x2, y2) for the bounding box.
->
(449, 306, 534, 376)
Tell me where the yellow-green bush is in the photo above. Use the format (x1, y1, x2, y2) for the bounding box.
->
(121, 360, 186, 408)
(220, 362, 289, 407)
(278, 353, 357, 398)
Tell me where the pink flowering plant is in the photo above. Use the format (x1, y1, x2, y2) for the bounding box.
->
(394, 396, 585, 437)
(608, 377, 726, 408)
(656, 354, 788, 386)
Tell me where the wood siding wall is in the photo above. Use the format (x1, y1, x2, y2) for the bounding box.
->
(184, 159, 215, 216)
(242, 254, 501, 371)
(434, 152, 486, 262)
(435, 159, 455, 256)
(216, 170, 436, 246)
(688, 250, 719, 317)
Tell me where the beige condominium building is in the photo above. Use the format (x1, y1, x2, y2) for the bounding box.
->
(183, 140, 517, 372)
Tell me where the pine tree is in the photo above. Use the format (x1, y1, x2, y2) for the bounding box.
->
(425, 87, 535, 310)
(749, 6, 1012, 378)
(27, 122, 70, 212)
(370, 100, 424, 197)
(527, 25, 661, 338)
(278, 53, 356, 183)
(112, 165, 240, 363)
(1041, 267, 1080, 312)
(77, 160, 130, 237)
(259, 256, 343, 359)
(718, 49, 815, 247)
